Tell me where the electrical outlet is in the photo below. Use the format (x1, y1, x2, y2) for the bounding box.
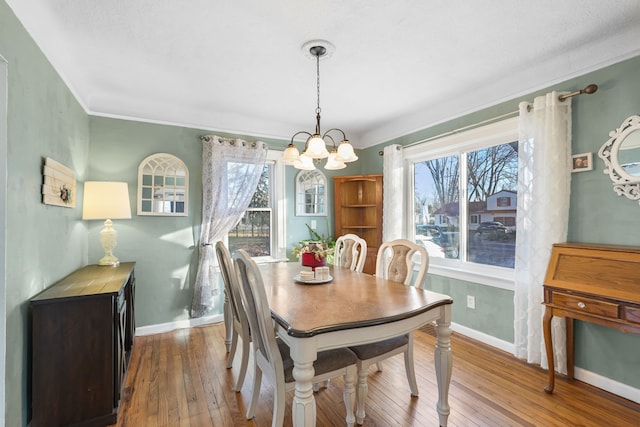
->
(466, 295, 476, 309)
(310, 220, 317, 229)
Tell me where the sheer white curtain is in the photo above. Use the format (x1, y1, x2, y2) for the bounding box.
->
(383, 144, 404, 242)
(190, 136, 267, 318)
(514, 92, 571, 373)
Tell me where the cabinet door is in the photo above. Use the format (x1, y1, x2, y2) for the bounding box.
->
(115, 290, 127, 406)
(125, 273, 136, 352)
(31, 296, 114, 427)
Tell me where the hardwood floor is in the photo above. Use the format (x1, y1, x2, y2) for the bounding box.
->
(115, 323, 639, 427)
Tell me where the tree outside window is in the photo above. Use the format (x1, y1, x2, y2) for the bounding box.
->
(228, 162, 273, 257)
(413, 141, 518, 268)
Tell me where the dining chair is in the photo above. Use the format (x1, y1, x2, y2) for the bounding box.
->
(215, 241, 251, 392)
(233, 250, 358, 427)
(334, 234, 368, 273)
(313, 233, 366, 392)
(349, 238, 429, 424)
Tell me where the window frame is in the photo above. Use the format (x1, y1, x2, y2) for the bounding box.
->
(403, 117, 519, 290)
(226, 150, 286, 262)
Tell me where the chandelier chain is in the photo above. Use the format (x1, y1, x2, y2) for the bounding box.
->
(316, 53, 321, 115)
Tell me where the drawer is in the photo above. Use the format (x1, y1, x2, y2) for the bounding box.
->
(551, 292, 620, 319)
(623, 306, 640, 324)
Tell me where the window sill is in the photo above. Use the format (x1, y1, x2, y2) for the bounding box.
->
(428, 262, 514, 291)
(253, 257, 290, 264)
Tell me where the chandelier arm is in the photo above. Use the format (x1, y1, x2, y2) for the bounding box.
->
(322, 128, 347, 141)
(324, 134, 337, 149)
(290, 131, 312, 144)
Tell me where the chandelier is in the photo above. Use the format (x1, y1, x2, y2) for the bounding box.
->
(282, 41, 358, 170)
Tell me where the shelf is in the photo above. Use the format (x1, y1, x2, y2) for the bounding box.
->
(333, 174, 383, 275)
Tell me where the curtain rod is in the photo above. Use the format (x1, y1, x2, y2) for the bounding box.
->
(379, 84, 598, 155)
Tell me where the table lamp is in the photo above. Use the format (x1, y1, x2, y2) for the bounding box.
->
(82, 181, 132, 266)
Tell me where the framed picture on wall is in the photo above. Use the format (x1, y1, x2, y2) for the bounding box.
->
(572, 152, 593, 172)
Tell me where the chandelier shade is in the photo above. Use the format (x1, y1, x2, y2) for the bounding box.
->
(285, 41, 357, 171)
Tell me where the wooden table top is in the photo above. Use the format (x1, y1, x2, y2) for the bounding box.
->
(258, 262, 453, 338)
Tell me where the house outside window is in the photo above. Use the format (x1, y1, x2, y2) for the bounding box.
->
(227, 151, 285, 261)
(405, 118, 519, 288)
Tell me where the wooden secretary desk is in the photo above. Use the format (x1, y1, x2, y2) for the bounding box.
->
(30, 262, 136, 427)
(542, 243, 640, 393)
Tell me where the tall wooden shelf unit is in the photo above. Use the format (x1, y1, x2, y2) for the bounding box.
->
(333, 174, 383, 274)
(30, 262, 136, 427)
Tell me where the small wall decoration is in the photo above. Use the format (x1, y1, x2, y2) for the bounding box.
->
(42, 157, 76, 207)
(571, 152, 593, 173)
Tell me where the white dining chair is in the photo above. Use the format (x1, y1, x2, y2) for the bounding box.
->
(233, 250, 358, 427)
(349, 238, 429, 424)
(334, 234, 368, 273)
(215, 241, 251, 392)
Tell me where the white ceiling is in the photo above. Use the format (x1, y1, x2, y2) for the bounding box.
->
(7, 0, 640, 148)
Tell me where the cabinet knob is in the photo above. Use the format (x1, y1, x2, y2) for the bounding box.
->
(577, 302, 586, 309)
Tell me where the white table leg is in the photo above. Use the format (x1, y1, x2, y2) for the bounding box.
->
(290, 341, 317, 427)
(435, 306, 452, 427)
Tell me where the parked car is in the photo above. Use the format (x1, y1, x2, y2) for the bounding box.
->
(415, 235, 445, 258)
(476, 221, 509, 240)
(416, 224, 442, 240)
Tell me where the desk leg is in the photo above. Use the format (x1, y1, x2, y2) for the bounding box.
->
(435, 307, 452, 427)
(543, 306, 555, 394)
(566, 317, 574, 380)
(290, 347, 317, 427)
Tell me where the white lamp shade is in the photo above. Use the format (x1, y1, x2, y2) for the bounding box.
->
(282, 144, 300, 165)
(337, 140, 358, 162)
(82, 181, 132, 220)
(294, 153, 316, 170)
(324, 151, 346, 170)
(305, 134, 330, 159)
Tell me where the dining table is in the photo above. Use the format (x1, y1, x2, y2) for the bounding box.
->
(258, 262, 454, 427)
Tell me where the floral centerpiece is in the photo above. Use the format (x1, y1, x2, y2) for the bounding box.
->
(292, 224, 335, 268)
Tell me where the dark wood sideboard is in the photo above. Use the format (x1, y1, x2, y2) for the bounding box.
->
(542, 243, 640, 393)
(30, 262, 136, 427)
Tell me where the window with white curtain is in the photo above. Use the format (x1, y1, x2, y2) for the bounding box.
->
(404, 117, 519, 289)
(227, 151, 285, 261)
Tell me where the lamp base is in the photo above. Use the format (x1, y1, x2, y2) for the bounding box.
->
(98, 219, 120, 267)
(98, 255, 120, 267)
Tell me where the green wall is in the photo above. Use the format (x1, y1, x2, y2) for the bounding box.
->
(87, 117, 363, 327)
(2, 0, 640, 424)
(1, 2, 90, 426)
(357, 56, 640, 389)
(88, 117, 293, 326)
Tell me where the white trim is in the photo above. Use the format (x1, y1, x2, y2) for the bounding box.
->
(403, 117, 519, 160)
(451, 322, 514, 354)
(135, 314, 223, 336)
(405, 117, 519, 290)
(429, 266, 514, 291)
(574, 367, 640, 404)
(0, 54, 7, 427)
(272, 151, 287, 260)
(452, 324, 640, 404)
